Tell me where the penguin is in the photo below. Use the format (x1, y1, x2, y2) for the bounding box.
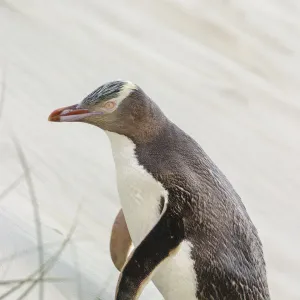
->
(48, 80, 270, 300)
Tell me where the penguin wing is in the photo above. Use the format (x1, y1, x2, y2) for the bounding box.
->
(115, 201, 184, 300)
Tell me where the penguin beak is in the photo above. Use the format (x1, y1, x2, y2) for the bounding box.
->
(48, 104, 91, 122)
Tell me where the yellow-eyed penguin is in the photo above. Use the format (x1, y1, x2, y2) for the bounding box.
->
(48, 80, 270, 300)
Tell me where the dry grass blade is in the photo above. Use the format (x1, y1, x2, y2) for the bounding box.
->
(0, 277, 70, 285)
(0, 249, 16, 280)
(12, 137, 45, 300)
(70, 241, 83, 300)
(0, 241, 60, 264)
(0, 172, 25, 202)
(0, 207, 79, 300)
(15, 208, 80, 300)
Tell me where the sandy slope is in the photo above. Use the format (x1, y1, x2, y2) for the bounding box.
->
(0, 0, 299, 299)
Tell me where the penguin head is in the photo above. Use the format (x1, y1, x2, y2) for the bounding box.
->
(48, 80, 166, 141)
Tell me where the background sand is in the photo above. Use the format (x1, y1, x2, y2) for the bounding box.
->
(0, 0, 299, 299)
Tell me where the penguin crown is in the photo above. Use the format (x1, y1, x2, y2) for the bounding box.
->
(81, 80, 137, 108)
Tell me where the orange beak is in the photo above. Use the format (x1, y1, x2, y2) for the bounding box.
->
(48, 104, 90, 122)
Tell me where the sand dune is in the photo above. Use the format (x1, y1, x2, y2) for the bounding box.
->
(0, 0, 299, 299)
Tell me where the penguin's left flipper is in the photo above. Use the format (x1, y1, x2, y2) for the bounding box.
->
(115, 203, 184, 300)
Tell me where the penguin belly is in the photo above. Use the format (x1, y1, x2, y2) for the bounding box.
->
(108, 132, 198, 300)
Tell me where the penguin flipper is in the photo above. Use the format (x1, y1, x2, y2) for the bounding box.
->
(115, 203, 184, 300)
(110, 209, 132, 271)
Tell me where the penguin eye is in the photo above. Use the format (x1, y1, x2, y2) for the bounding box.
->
(103, 101, 116, 110)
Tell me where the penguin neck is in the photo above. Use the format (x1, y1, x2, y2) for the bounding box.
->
(113, 97, 169, 144)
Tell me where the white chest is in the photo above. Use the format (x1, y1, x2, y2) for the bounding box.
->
(107, 132, 166, 245)
(107, 132, 198, 300)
